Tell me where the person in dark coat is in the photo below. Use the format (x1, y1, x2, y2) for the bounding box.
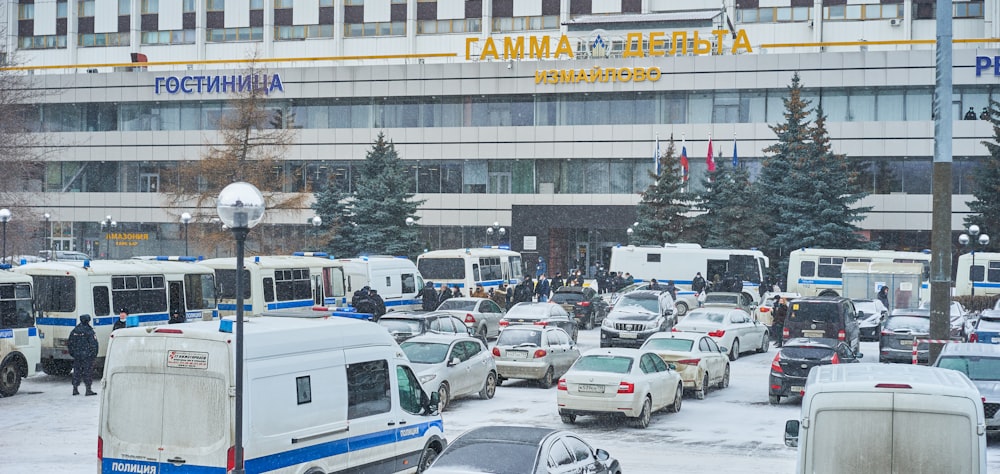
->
(551, 272, 564, 293)
(369, 289, 386, 320)
(664, 280, 678, 301)
(772, 297, 789, 347)
(491, 283, 509, 309)
(354, 288, 378, 319)
(68, 314, 99, 396)
(877, 285, 890, 310)
(595, 266, 607, 294)
(112, 308, 128, 331)
(648, 279, 663, 291)
(513, 276, 534, 304)
(352, 286, 371, 309)
(438, 284, 455, 306)
(419, 282, 439, 311)
(168, 309, 186, 324)
(535, 274, 550, 302)
(622, 272, 634, 287)
(691, 272, 707, 295)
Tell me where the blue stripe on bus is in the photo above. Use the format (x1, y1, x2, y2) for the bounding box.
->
(0, 329, 11, 338)
(974, 282, 1000, 288)
(797, 278, 842, 286)
(37, 315, 169, 327)
(385, 299, 421, 307)
(432, 280, 507, 288)
(100, 419, 444, 474)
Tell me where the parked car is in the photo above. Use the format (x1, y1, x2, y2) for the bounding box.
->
(551, 286, 609, 330)
(641, 331, 730, 399)
(671, 307, 770, 361)
(853, 298, 889, 341)
(599, 290, 676, 348)
(436, 297, 505, 339)
(500, 302, 578, 342)
(377, 311, 476, 343)
(557, 347, 683, 429)
(400, 334, 497, 411)
(783, 296, 861, 353)
(424, 426, 622, 474)
(756, 291, 802, 325)
(969, 309, 1000, 344)
(604, 281, 699, 317)
(919, 300, 974, 340)
(492, 326, 581, 388)
(702, 291, 758, 315)
(879, 309, 931, 364)
(932, 342, 1000, 434)
(768, 337, 862, 405)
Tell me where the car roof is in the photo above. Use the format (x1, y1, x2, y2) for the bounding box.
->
(792, 296, 850, 303)
(554, 286, 586, 293)
(442, 297, 487, 302)
(889, 308, 931, 317)
(451, 426, 557, 446)
(380, 311, 455, 320)
(581, 347, 644, 358)
(621, 290, 663, 299)
(939, 342, 1000, 357)
(782, 337, 840, 349)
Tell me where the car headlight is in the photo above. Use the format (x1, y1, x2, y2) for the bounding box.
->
(419, 374, 437, 384)
(602, 318, 614, 328)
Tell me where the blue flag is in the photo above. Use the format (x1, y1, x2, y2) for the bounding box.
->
(654, 135, 661, 175)
(732, 137, 739, 167)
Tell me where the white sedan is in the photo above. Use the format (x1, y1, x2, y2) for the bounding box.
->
(640, 331, 730, 399)
(672, 307, 770, 361)
(436, 297, 506, 339)
(401, 334, 498, 411)
(557, 347, 683, 429)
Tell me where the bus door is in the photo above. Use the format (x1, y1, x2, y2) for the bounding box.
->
(706, 260, 728, 284)
(729, 255, 761, 284)
(312, 274, 324, 305)
(168, 281, 183, 314)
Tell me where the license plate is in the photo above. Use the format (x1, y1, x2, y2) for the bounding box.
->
(620, 332, 637, 339)
(899, 340, 913, 347)
(802, 330, 825, 338)
(578, 384, 604, 393)
(506, 350, 527, 359)
(791, 385, 804, 393)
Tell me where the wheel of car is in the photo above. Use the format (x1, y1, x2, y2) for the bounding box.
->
(417, 443, 441, 473)
(667, 383, 683, 413)
(560, 413, 577, 424)
(768, 394, 781, 405)
(538, 367, 555, 389)
(675, 301, 688, 317)
(0, 358, 21, 397)
(719, 364, 730, 389)
(695, 372, 708, 400)
(437, 383, 451, 412)
(632, 396, 652, 429)
(479, 372, 497, 400)
(729, 339, 740, 361)
(757, 332, 770, 353)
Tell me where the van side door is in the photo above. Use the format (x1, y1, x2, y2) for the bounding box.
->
(393, 364, 443, 471)
(344, 349, 397, 470)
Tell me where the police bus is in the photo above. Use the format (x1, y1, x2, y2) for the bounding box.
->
(197, 254, 346, 315)
(16, 258, 217, 376)
(0, 271, 38, 396)
(786, 248, 931, 299)
(954, 251, 1000, 298)
(416, 247, 523, 292)
(609, 244, 769, 293)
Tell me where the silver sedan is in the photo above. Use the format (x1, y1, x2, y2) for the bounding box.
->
(401, 334, 498, 411)
(437, 297, 506, 339)
(493, 326, 580, 388)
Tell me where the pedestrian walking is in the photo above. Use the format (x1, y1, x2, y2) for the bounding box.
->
(691, 272, 707, 295)
(68, 314, 99, 396)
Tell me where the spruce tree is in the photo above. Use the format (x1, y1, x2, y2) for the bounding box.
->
(695, 161, 769, 249)
(965, 97, 1000, 248)
(313, 132, 424, 257)
(633, 135, 692, 245)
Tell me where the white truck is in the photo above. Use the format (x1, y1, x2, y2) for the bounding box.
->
(98, 313, 445, 473)
(784, 363, 987, 474)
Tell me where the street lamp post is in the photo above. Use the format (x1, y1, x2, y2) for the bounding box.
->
(101, 216, 117, 259)
(0, 209, 10, 268)
(626, 227, 634, 245)
(486, 221, 506, 247)
(310, 216, 322, 250)
(959, 225, 991, 298)
(180, 212, 192, 257)
(216, 182, 265, 474)
(42, 213, 51, 260)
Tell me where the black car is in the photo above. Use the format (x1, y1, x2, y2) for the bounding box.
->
(783, 296, 861, 353)
(425, 426, 622, 474)
(768, 337, 862, 405)
(377, 311, 477, 343)
(879, 309, 932, 364)
(551, 286, 610, 330)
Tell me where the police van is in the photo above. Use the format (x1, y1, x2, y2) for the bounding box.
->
(98, 313, 445, 473)
(334, 255, 424, 312)
(0, 271, 38, 397)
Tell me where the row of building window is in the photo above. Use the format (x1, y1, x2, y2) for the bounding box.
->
(36, 157, 984, 197)
(735, 2, 982, 24)
(25, 86, 997, 133)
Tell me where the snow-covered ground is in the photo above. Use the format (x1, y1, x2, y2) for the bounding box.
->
(2, 331, 998, 473)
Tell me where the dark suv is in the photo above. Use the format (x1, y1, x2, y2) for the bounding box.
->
(783, 296, 861, 353)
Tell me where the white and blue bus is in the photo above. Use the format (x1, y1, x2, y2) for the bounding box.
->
(786, 248, 931, 300)
(198, 254, 346, 315)
(609, 244, 769, 293)
(16, 258, 217, 375)
(416, 248, 523, 292)
(955, 251, 1000, 298)
(0, 271, 38, 396)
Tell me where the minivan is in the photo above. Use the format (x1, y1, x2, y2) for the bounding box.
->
(783, 296, 860, 353)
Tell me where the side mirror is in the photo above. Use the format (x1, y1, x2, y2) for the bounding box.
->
(854, 352, 864, 360)
(784, 420, 800, 448)
(427, 390, 441, 415)
(718, 346, 728, 354)
(595, 448, 611, 461)
(667, 363, 677, 371)
(449, 357, 461, 366)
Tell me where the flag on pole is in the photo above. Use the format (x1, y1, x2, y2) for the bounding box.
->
(680, 138, 689, 182)
(732, 135, 739, 168)
(706, 136, 716, 172)
(654, 134, 661, 176)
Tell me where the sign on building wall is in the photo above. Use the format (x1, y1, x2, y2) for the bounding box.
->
(524, 236, 537, 251)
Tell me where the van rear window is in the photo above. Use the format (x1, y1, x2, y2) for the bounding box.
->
(788, 303, 840, 323)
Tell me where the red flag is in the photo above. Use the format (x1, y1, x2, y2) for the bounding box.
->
(706, 137, 716, 172)
(680, 143, 689, 182)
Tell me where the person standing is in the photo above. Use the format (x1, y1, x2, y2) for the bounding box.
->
(623, 272, 634, 287)
(649, 279, 663, 291)
(168, 309, 186, 324)
(471, 284, 488, 299)
(492, 283, 508, 309)
(552, 272, 564, 293)
(596, 266, 607, 294)
(513, 276, 534, 304)
(772, 297, 788, 347)
(419, 282, 439, 311)
(877, 285, 890, 310)
(68, 314, 99, 396)
(369, 289, 386, 320)
(112, 308, 128, 331)
(535, 274, 550, 303)
(438, 284, 454, 307)
(691, 272, 707, 295)
(664, 280, 678, 301)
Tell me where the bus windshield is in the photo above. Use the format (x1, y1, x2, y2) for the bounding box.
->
(418, 258, 465, 280)
(185, 274, 217, 310)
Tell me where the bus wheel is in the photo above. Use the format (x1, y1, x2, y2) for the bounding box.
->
(41, 359, 72, 376)
(818, 289, 839, 297)
(0, 357, 22, 397)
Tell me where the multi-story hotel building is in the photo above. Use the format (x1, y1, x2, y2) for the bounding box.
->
(2, 0, 998, 273)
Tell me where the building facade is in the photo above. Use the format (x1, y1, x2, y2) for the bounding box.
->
(2, 0, 999, 274)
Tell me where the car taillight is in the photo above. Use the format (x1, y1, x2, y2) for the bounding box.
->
(97, 436, 103, 461)
(830, 353, 840, 364)
(782, 327, 789, 338)
(675, 358, 700, 366)
(534, 349, 547, 358)
(534, 321, 549, 326)
(837, 329, 845, 341)
(617, 382, 635, 394)
(154, 328, 183, 334)
(708, 329, 725, 338)
(558, 378, 567, 390)
(671, 327, 679, 332)
(465, 313, 476, 323)
(771, 353, 783, 373)
(881, 329, 893, 336)
(759, 307, 770, 313)
(969, 333, 979, 343)
(875, 383, 912, 389)
(499, 320, 510, 327)
(580, 301, 590, 307)
(227, 446, 235, 472)
(492, 347, 500, 357)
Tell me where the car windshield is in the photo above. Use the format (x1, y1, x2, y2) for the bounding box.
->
(884, 316, 930, 332)
(788, 302, 839, 322)
(378, 319, 422, 334)
(683, 311, 726, 324)
(497, 328, 542, 346)
(429, 441, 537, 473)
(704, 294, 738, 305)
(643, 338, 694, 352)
(853, 301, 879, 315)
(617, 295, 659, 313)
(781, 346, 835, 360)
(572, 355, 633, 374)
(978, 319, 1000, 331)
(400, 341, 450, 364)
(438, 300, 476, 311)
(508, 304, 550, 319)
(937, 356, 1000, 381)
(551, 292, 582, 304)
